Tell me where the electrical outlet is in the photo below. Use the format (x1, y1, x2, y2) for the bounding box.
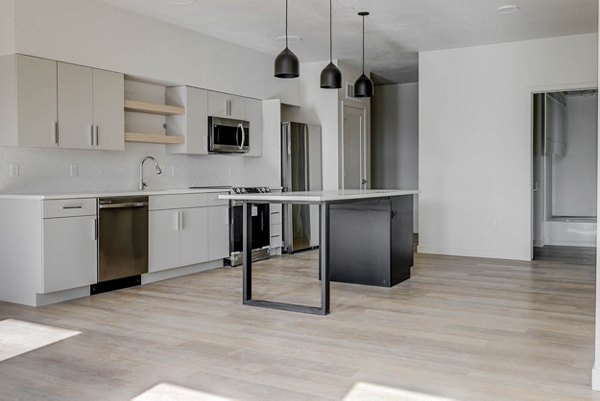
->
(494, 219, 500, 228)
(171, 166, 177, 177)
(70, 164, 79, 177)
(9, 163, 19, 178)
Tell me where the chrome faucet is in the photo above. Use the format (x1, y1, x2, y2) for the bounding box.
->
(139, 156, 163, 191)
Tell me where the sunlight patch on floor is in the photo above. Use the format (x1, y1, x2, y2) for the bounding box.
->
(132, 383, 235, 401)
(343, 382, 458, 401)
(0, 319, 80, 363)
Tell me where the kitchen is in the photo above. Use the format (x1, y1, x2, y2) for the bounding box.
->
(1, 0, 599, 400)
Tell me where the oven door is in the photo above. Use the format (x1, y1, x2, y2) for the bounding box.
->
(231, 202, 270, 253)
(209, 117, 250, 153)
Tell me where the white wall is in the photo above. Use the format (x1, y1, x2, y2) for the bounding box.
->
(419, 33, 598, 261)
(553, 94, 598, 217)
(594, 5, 600, 391)
(0, 0, 15, 56)
(12, 0, 299, 104)
(371, 83, 419, 232)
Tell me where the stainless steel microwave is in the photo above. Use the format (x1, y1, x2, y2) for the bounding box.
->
(208, 116, 250, 153)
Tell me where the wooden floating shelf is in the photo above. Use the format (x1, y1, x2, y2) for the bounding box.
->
(124, 100, 185, 116)
(125, 132, 185, 145)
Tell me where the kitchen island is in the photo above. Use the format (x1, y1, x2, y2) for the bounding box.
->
(219, 189, 419, 315)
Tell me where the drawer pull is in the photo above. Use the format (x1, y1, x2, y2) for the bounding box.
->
(62, 205, 83, 209)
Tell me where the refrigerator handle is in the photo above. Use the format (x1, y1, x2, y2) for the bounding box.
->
(304, 126, 310, 191)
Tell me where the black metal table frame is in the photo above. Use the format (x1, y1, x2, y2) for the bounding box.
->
(242, 200, 330, 315)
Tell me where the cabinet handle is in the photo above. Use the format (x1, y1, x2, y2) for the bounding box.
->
(94, 218, 98, 240)
(94, 125, 99, 147)
(179, 211, 184, 231)
(174, 212, 180, 231)
(62, 205, 83, 209)
(53, 121, 59, 145)
(226, 99, 231, 116)
(89, 125, 94, 146)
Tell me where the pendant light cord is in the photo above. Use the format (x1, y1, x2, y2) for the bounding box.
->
(329, 0, 332, 62)
(285, 0, 289, 49)
(362, 14, 365, 74)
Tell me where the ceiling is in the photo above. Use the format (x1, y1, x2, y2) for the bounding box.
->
(97, 0, 598, 84)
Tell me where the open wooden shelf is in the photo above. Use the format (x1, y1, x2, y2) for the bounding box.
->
(124, 100, 185, 116)
(125, 132, 185, 145)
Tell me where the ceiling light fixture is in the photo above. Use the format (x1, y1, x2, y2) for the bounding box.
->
(354, 11, 373, 98)
(274, 0, 299, 79)
(497, 5, 519, 14)
(320, 0, 342, 89)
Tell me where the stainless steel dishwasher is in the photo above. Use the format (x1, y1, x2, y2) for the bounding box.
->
(92, 196, 149, 294)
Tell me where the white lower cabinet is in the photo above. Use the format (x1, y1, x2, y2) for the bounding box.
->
(179, 207, 209, 267)
(149, 193, 229, 273)
(42, 200, 98, 294)
(149, 209, 180, 272)
(208, 206, 230, 260)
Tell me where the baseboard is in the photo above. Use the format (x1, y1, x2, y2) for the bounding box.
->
(592, 366, 600, 391)
(35, 286, 90, 307)
(142, 259, 223, 285)
(417, 244, 532, 262)
(544, 240, 596, 247)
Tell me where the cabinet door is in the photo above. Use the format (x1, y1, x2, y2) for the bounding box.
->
(42, 216, 97, 294)
(179, 207, 209, 266)
(93, 69, 124, 151)
(208, 91, 245, 120)
(166, 86, 208, 155)
(149, 210, 180, 272)
(58, 63, 94, 150)
(245, 98, 263, 157)
(208, 206, 230, 260)
(16, 55, 58, 148)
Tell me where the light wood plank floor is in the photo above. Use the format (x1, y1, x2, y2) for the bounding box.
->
(0, 250, 598, 401)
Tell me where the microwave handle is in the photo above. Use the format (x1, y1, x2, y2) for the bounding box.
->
(235, 124, 241, 149)
(239, 123, 246, 150)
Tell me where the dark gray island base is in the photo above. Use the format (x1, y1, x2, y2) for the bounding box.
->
(219, 190, 418, 315)
(329, 196, 413, 287)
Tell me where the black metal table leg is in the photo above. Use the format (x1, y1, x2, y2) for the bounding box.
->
(242, 200, 330, 316)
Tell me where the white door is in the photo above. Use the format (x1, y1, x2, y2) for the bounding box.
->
(93, 69, 124, 151)
(342, 105, 369, 189)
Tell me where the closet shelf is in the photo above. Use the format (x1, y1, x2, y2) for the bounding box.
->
(125, 132, 185, 145)
(124, 100, 185, 115)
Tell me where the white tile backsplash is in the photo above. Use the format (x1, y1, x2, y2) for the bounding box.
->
(0, 142, 245, 194)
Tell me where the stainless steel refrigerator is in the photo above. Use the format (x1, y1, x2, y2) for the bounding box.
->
(281, 122, 322, 253)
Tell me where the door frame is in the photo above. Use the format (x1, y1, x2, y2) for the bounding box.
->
(528, 81, 598, 261)
(340, 100, 371, 190)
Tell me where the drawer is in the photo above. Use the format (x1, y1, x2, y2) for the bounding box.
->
(270, 234, 282, 248)
(270, 224, 282, 237)
(206, 191, 230, 206)
(43, 198, 97, 218)
(269, 204, 282, 214)
(270, 211, 282, 225)
(150, 194, 208, 210)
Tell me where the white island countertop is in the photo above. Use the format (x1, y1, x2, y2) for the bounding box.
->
(0, 187, 230, 200)
(220, 189, 419, 203)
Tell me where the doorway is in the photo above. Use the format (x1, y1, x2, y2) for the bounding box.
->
(342, 104, 369, 189)
(532, 89, 598, 262)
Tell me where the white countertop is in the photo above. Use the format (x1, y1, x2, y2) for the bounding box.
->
(0, 188, 230, 200)
(220, 189, 419, 203)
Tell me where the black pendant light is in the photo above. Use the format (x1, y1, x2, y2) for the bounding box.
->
(274, 0, 299, 78)
(354, 11, 373, 98)
(320, 0, 341, 89)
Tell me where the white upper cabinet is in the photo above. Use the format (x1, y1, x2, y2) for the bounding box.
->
(208, 91, 245, 120)
(59, 62, 124, 151)
(0, 55, 58, 148)
(58, 63, 94, 150)
(245, 98, 263, 157)
(165, 86, 208, 155)
(92, 69, 125, 151)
